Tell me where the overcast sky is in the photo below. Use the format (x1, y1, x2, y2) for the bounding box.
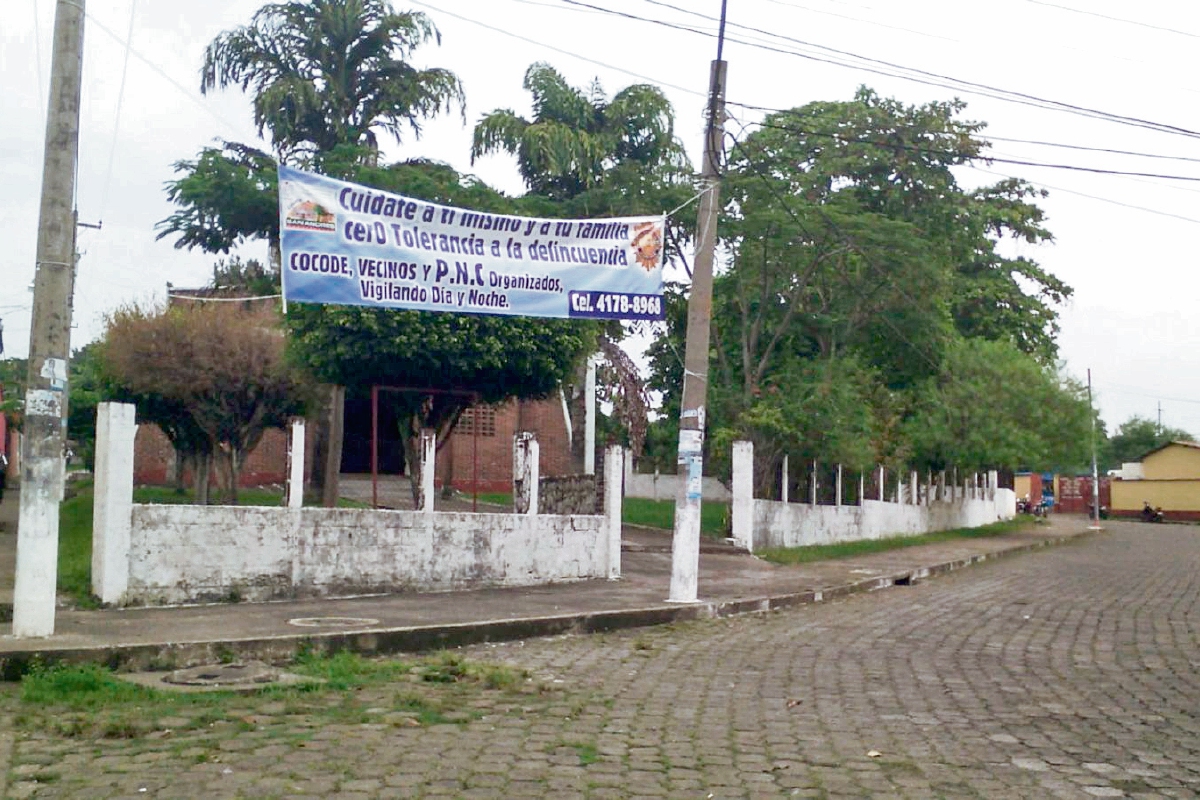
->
(3, 0, 1199, 436)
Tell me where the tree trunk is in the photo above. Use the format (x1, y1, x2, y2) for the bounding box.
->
(193, 451, 211, 505)
(171, 445, 185, 493)
(322, 385, 345, 508)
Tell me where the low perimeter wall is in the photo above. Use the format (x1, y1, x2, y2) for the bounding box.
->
(122, 505, 614, 606)
(91, 402, 624, 607)
(741, 492, 1016, 552)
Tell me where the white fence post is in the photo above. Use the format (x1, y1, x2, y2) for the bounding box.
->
(810, 460, 818, 505)
(92, 402, 136, 606)
(910, 471, 918, 507)
(878, 466, 885, 502)
(732, 441, 754, 552)
(780, 454, 789, 504)
(286, 418, 305, 509)
(835, 464, 843, 507)
(420, 429, 436, 513)
(605, 445, 623, 579)
(513, 432, 539, 515)
(858, 472, 865, 506)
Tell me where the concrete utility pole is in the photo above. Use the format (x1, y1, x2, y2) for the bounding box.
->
(669, 0, 728, 603)
(14, 0, 86, 638)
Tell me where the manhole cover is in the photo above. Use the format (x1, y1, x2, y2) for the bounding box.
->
(118, 660, 323, 693)
(164, 661, 280, 687)
(287, 616, 380, 628)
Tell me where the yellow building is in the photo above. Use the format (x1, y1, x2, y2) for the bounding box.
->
(1110, 441, 1200, 520)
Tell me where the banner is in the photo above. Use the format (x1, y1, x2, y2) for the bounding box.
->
(278, 165, 665, 320)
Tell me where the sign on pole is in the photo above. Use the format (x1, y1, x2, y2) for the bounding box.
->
(279, 166, 666, 321)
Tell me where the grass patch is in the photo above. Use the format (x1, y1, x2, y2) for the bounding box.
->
(757, 518, 1032, 565)
(469, 491, 513, 506)
(57, 487, 97, 608)
(622, 497, 729, 539)
(12, 650, 536, 742)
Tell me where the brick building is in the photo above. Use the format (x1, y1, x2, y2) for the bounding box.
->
(133, 394, 574, 492)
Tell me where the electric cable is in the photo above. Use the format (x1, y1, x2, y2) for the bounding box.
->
(1025, 0, 1200, 40)
(98, 0, 138, 225)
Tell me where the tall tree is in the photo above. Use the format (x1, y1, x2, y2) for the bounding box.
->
(472, 62, 694, 464)
(471, 62, 689, 204)
(201, 0, 463, 160)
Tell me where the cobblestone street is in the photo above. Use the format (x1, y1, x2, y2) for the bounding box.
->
(5, 521, 1199, 798)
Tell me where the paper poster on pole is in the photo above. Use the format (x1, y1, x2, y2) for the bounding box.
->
(278, 165, 666, 321)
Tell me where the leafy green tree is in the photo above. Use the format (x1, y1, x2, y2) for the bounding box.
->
(201, 0, 463, 159)
(903, 339, 1093, 473)
(158, 143, 279, 254)
(99, 302, 309, 504)
(1105, 416, 1195, 469)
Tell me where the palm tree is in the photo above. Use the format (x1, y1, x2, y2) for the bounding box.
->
(473, 62, 693, 467)
(471, 62, 688, 202)
(201, 0, 464, 158)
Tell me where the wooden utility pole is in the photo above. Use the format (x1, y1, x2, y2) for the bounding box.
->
(14, 0, 86, 637)
(669, 1, 728, 602)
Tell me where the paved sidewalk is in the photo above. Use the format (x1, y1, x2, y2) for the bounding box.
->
(0, 480, 1093, 671)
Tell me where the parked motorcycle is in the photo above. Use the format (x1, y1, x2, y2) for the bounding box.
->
(1140, 503, 1165, 523)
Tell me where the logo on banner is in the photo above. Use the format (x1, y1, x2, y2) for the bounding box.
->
(630, 222, 663, 271)
(284, 199, 336, 233)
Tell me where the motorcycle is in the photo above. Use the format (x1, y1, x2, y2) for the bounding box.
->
(1140, 503, 1165, 523)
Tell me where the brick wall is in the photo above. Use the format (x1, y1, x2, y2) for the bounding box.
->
(131, 394, 570, 493)
(133, 423, 312, 488)
(436, 396, 572, 493)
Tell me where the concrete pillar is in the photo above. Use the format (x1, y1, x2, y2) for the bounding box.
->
(731, 440, 754, 552)
(878, 466, 885, 502)
(420, 429, 436, 513)
(896, 473, 903, 504)
(91, 402, 136, 607)
(858, 472, 865, 506)
(604, 445, 623, 579)
(584, 353, 599, 475)
(780, 454, 789, 503)
(835, 464, 843, 507)
(286, 419, 305, 509)
(910, 471, 918, 507)
(988, 470, 999, 501)
(513, 432, 539, 515)
(810, 460, 818, 506)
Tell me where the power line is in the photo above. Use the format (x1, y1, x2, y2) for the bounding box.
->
(99, 0, 138, 223)
(1025, 0, 1200, 39)
(745, 118, 1200, 182)
(410, 0, 708, 101)
(756, 0, 959, 43)
(968, 165, 1200, 226)
(981, 134, 1200, 166)
(562, 0, 1200, 141)
(83, 10, 246, 139)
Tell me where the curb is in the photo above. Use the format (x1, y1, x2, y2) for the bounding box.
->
(0, 529, 1096, 678)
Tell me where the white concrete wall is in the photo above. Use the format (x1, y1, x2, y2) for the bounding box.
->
(623, 464, 732, 502)
(122, 504, 613, 606)
(744, 490, 1017, 551)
